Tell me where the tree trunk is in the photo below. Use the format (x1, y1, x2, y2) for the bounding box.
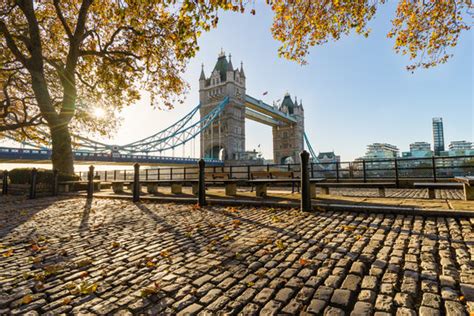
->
(50, 124, 74, 175)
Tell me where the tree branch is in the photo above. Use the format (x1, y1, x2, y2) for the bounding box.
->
(53, 0, 73, 40)
(0, 21, 29, 66)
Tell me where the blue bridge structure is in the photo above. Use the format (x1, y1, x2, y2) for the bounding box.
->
(1, 52, 319, 166)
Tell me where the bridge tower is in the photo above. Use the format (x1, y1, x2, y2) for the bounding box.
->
(272, 94, 305, 164)
(199, 51, 246, 160)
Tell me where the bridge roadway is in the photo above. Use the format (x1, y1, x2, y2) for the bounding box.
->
(244, 94, 297, 127)
(0, 147, 224, 166)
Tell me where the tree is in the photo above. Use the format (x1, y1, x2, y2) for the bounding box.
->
(271, 0, 471, 71)
(0, 0, 236, 174)
(1, 1, 470, 174)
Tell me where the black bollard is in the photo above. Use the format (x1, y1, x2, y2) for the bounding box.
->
(87, 165, 94, 199)
(29, 168, 38, 199)
(52, 169, 59, 196)
(300, 150, 312, 212)
(2, 170, 8, 195)
(198, 159, 207, 207)
(133, 163, 140, 202)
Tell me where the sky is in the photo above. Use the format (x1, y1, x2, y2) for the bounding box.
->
(3, 2, 472, 162)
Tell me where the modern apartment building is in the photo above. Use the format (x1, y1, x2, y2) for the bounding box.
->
(432, 117, 445, 155)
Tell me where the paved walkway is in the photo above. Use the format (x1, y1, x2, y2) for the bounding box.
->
(0, 197, 473, 315)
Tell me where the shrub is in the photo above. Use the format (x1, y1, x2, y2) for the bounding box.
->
(8, 168, 79, 184)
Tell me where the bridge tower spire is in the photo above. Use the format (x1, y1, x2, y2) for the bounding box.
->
(199, 51, 246, 161)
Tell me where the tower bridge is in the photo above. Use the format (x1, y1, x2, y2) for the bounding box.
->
(1, 52, 317, 166)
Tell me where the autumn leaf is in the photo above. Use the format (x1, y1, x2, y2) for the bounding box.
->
(275, 239, 286, 250)
(342, 225, 356, 231)
(3, 249, 13, 257)
(62, 297, 72, 305)
(146, 261, 156, 268)
(160, 250, 170, 258)
(22, 295, 33, 305)
(111, 242, 121, 249)
(299, 258, 311, 266)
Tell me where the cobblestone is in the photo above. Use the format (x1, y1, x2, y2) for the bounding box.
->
(0, 197, 473, 315)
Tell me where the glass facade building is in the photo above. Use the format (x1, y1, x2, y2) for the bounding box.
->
(432, 117, 445, 156)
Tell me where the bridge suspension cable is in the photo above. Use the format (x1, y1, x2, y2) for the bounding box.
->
(304, 132, 320, 163)
(5, 97, 230, 157)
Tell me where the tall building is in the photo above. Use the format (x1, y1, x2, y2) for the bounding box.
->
(432, 117, 445, 155)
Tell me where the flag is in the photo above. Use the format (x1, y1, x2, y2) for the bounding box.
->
(262, 91, 268, 95)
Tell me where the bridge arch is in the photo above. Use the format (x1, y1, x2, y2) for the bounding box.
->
(205, 145, 227, 160)
(280, 156, 295, 164)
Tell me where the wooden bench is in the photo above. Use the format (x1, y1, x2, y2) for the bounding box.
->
(413, 182, 463, 199)
(58, 180, 101, 193)
(250, 178, 325, 198)
(111, 180, 199, 195)
(454, 176, 474, 200)
(316, 182, 397, 197)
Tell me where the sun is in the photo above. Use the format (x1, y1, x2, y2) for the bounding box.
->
(93, 107, 106, 119)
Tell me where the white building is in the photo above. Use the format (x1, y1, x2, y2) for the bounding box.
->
(364, 143, 399, 159)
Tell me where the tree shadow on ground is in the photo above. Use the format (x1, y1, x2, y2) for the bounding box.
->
(0, 196, 70, 240)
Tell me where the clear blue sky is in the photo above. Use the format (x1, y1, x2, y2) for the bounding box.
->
(110, 2, 472, 161)
(7, 2, 468, 162)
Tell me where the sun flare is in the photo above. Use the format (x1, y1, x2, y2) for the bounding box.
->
(93, 108, 106, 119)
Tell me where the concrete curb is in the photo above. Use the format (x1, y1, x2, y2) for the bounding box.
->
(79, 193, 474, 218)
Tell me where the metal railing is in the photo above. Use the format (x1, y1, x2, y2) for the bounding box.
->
(84, 155, 474, 184)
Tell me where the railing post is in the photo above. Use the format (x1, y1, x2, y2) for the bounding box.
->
(123, 170, 127, 180)
(170, 168, 173, 180)
(198, 159, 207, 207)
(267, 164, 270, 172)
(29, 168, 38, 199)
(229, 166, 233, 179)
(300, 151, 312, 212)
(114, 170, 117, 181)
(52, 169, 59, 196)
(394, 158, 399, 188)
(133, 163, 140, 202)
(104, 170, 108, 181)
(2, 170, 8, 195)
(87, 165, 94, 199)
(145, 169, 149, 181)
(288, 164, 291, 171)
(362, 160, 367, 183)
(311, 162, 314, 179)
(157, 168, 160, 180)
(336, 162, 340, 183)
(247, 165, 251, 180)
(432, 156, 437, 182)
(183, 167, 186, 180)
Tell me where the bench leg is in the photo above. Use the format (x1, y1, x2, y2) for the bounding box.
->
(171, 183, 182, 194)
(322, 187, 329, 195)
(378, 187, 386, 197)
(112, 183, 124, 194)
(192, 183, 198, 195)
(58, 184, 70, 193)
(427, 188, 436, 199)
(147, 183, 158, 194)
(310, 183, 316, 199)
(463, 184, 474, 201)
(256, 184, 267, 197)
(225, 183, 237, 196)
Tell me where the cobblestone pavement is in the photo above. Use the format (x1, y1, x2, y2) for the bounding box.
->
(1, 197, 473, 315)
